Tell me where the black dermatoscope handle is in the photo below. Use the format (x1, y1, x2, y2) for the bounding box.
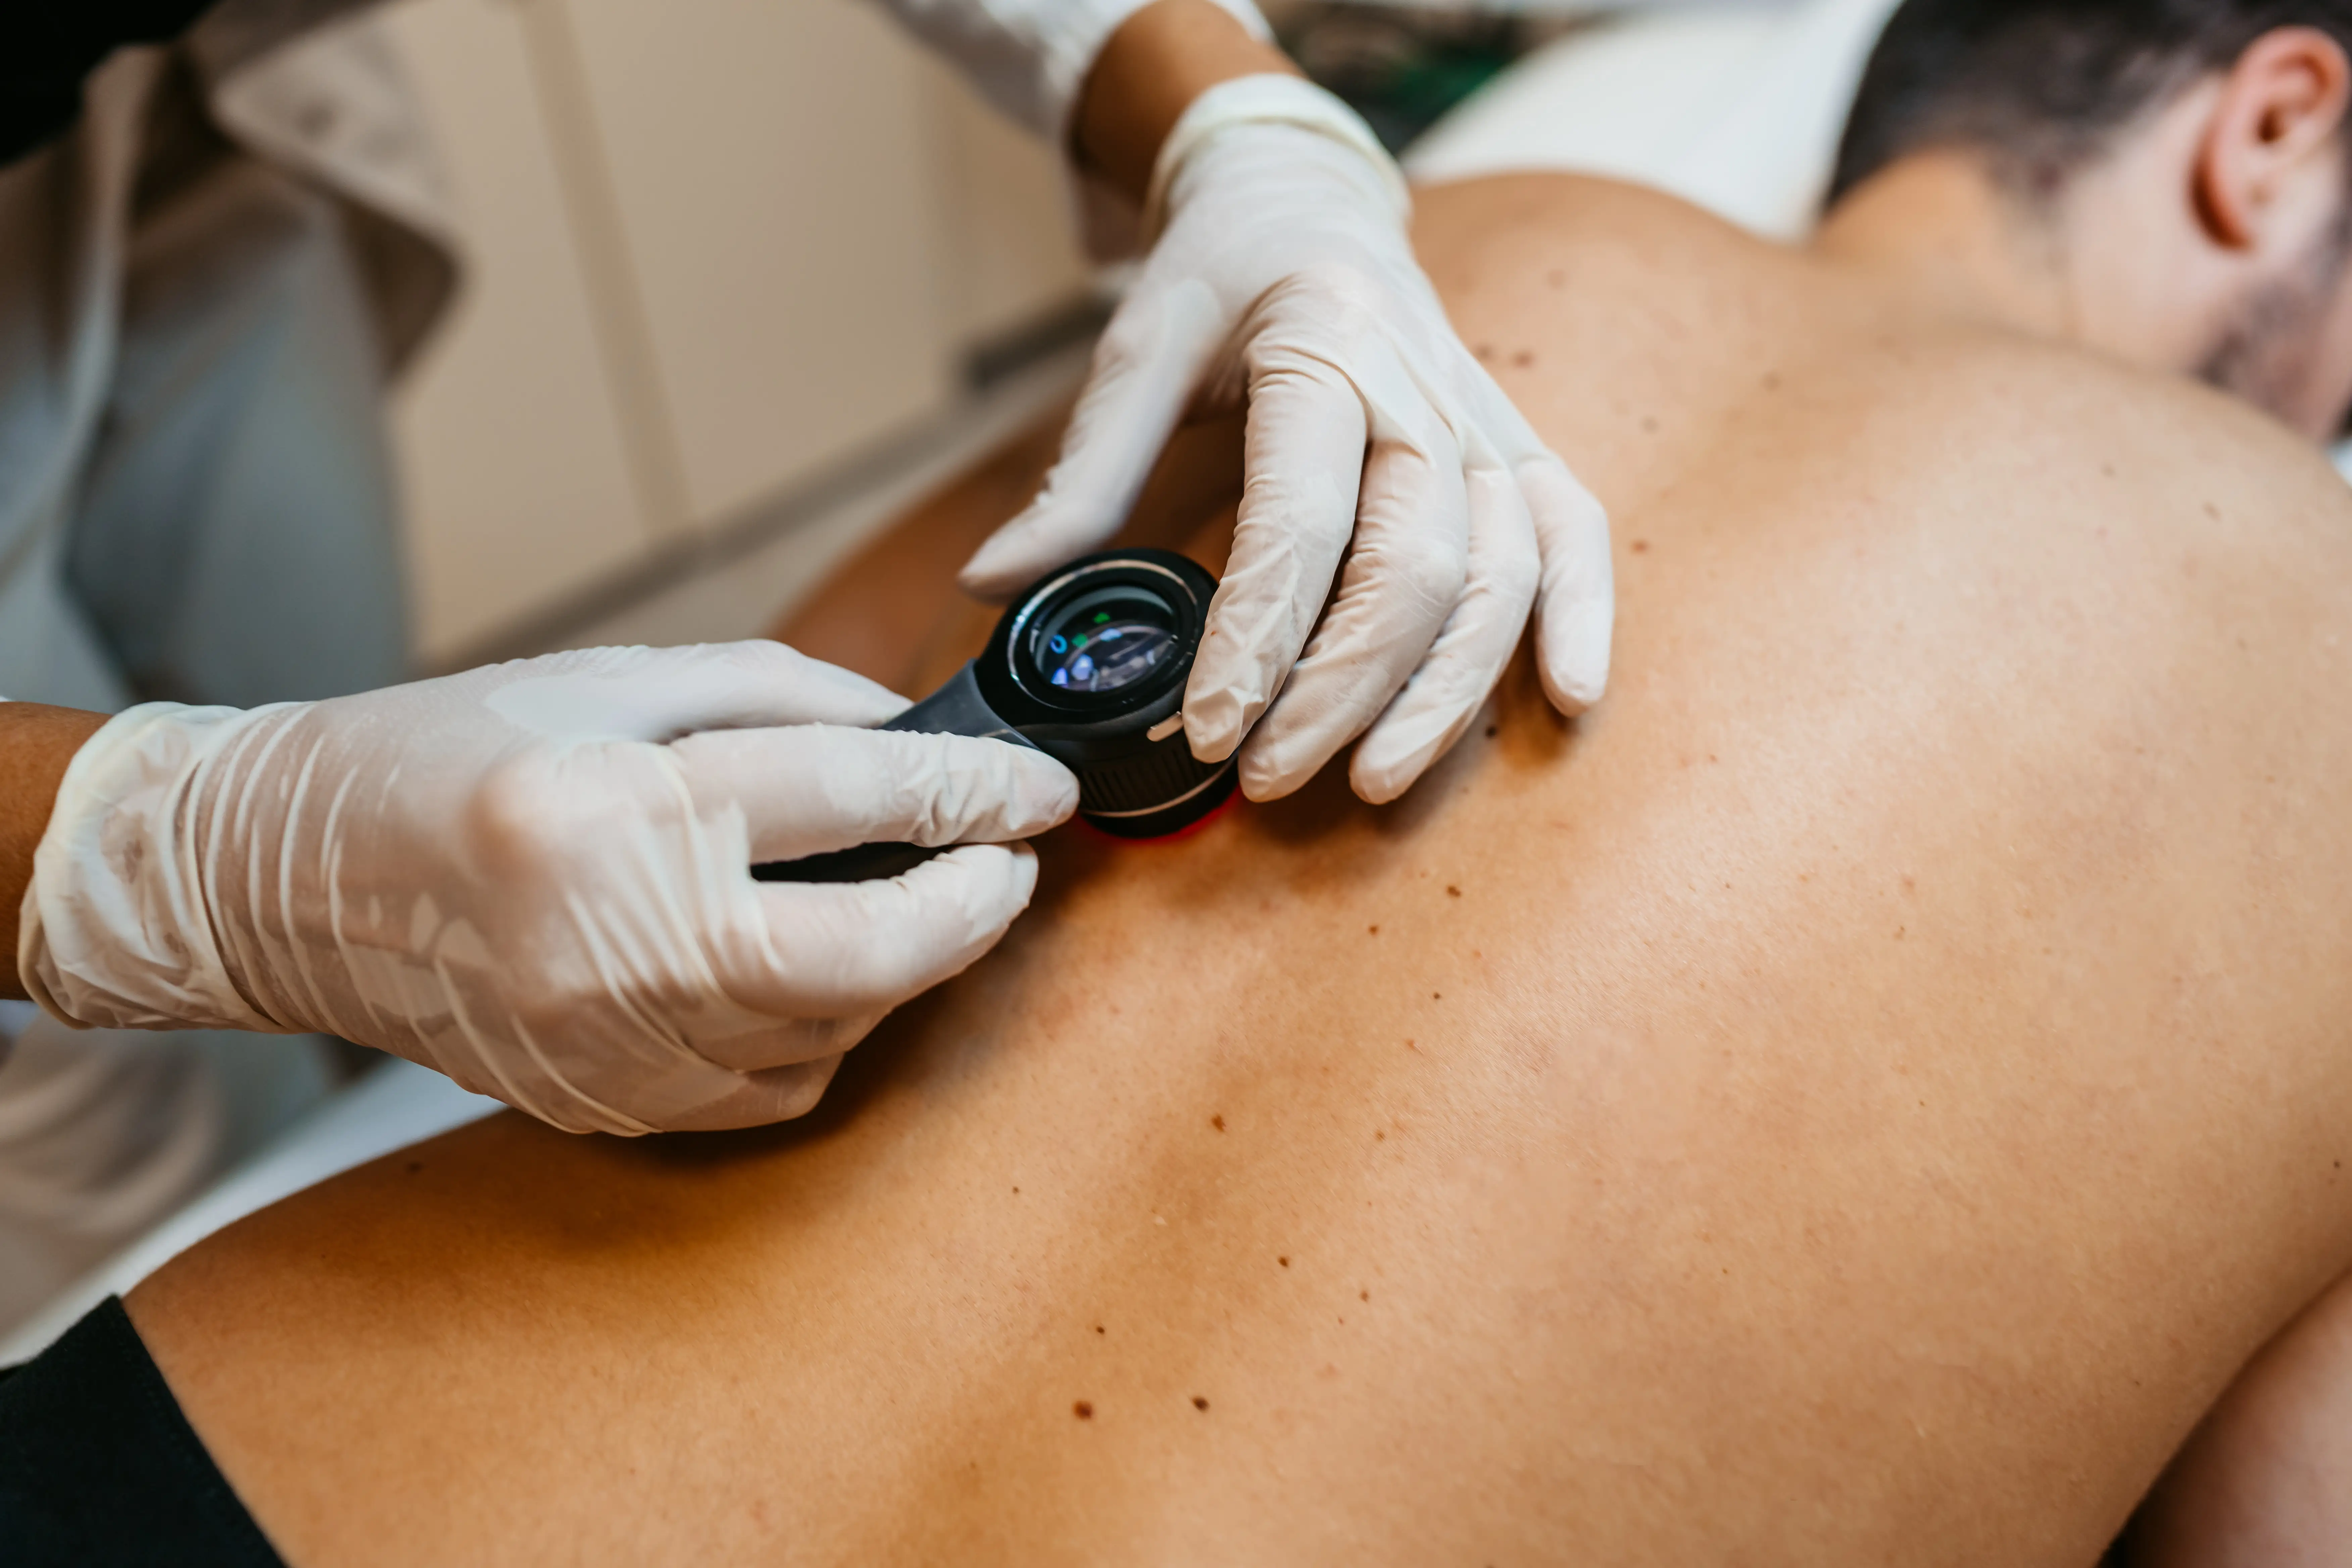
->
(750, 664, 1032, 885)
(750, 547, 1236, 886)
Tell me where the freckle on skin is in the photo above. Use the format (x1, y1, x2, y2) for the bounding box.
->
(1212, 1114, 1225, 1131)
(1368, 925, 1379, 935)
(405, 1161, 424, 1175)
(1375, 1130, 1385, 1141)
(1630, 539, 1649, 553)
(1361, 1290, 1370, 1302)
(1446, 885, 1461, 897)
(1511, 350, 1534, 368)
(1073, 1401, 1093, 1420)
(1641, 415, 1659, 433)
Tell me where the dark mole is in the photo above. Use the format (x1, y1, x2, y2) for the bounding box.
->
(1279, 1256, 1291, 1267)
(405, 1161, 424, 1175)
(1012, 1186, 1020, 1194)
(1073, 1401, 1093, 1420)
(1484, 724, 1498, 738)
(1511, 350, 1534, 369)
(1212, 1114, 1226, 1131)
(1368, 924, 1379, 935)
(1094, 1325, 1106, 1335)
(1432, 992, 1442, 1000)
(1193, 1396, 1211, 1411)
(1446, 885, 1461, 898)
(1630, 539, 1649, 553)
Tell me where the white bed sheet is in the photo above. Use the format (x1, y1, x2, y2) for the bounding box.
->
(1404, 0, 1903, 237)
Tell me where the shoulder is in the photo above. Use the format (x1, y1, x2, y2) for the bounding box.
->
(1412, 173, 1779, 291)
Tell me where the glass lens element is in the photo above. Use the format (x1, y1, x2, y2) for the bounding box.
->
(1044, 619, 1175, 693)
(1029, 584, 1180, 699)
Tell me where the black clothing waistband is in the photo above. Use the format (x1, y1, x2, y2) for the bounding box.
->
(0, 1294, 284, 1567)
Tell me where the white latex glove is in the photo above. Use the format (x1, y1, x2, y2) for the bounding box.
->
(18, 643, 1078, 1135)
(961, 76, 1614, 804)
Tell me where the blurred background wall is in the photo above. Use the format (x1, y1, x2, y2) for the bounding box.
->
(376, 0, 1096, 667)
(372, 0, 1554, 668)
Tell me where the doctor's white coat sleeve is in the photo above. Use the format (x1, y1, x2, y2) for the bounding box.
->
(871, 0, 1272, 142)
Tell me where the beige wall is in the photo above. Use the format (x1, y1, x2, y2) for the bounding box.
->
(381, 0, 1091, 663)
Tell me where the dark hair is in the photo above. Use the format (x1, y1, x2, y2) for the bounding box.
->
(1829, 0, 2352, 205)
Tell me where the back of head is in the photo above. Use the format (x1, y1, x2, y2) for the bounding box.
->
(1826, 0, 2352, 438)
(1831, 0, 2352, 206)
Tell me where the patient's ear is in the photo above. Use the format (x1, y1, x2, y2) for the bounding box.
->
(2193, 28, 2352, 251)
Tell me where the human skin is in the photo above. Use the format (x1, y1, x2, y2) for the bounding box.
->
(0, 704, 109, 993)
(125, 174, 2352, 1564)
(2115, 1269, 2352, 1563)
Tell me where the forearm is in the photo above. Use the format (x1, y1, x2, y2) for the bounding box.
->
(0, 703, 111, 1000)
(1069, 0, 1297, 201)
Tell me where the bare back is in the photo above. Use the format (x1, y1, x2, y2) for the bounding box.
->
(131, 177, 2352, 1566)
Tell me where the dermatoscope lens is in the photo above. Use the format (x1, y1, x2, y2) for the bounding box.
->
(1030, 587, 1178, 696)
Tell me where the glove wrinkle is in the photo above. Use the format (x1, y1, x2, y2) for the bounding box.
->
(19, 641, 1077, 1134)
(966, 79, 1611, 802)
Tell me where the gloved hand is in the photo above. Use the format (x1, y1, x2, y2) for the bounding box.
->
(18, 643, 1077, 1135)
(961, 75, 1614, 805)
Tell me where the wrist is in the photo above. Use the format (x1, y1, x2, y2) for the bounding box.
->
(1141, 75, 1410, 245)
(18, 702, 294, 1032)
(2, 703, 113, 1002)
(1072, 0, 1294, 202)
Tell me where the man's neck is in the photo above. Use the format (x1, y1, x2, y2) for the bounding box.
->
(1812, 153, 2082, 346)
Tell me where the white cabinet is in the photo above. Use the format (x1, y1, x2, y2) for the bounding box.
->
(380, 0, 651, 660)
(382, 0, 1086, 664)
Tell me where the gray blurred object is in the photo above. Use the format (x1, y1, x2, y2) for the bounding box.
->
(0, 0, 457, 1337)
(1272, 1, 1574, 151)
(0, 1013, 333, 1334)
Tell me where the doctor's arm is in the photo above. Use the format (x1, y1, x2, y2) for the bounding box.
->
(0, 649, 1075, 1135)
(880, 0, 1615, 806)
(0, 704, 110, 1002)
